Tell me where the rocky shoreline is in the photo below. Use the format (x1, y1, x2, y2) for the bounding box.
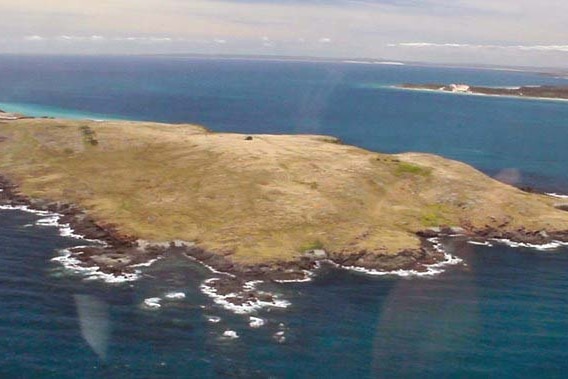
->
(0, 173, 455, 309)
(3, 172, 568, 311)
(417, 224, 568, 246)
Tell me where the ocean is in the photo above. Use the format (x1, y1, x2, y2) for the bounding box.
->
(1, 55, 568, 378)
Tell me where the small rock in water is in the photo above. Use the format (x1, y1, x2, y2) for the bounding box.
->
(143, 297, 162, 309)
(164, 292, 186, 300)
(249, 316, 265, 328)
(207, 315, 222, 323)
(273, 330, 286, 343)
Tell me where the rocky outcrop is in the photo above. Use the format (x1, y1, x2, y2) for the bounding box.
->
(400, 83, 568, 100)
(418, 224, 568, 246)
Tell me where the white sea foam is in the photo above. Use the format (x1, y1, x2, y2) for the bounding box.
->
(200, 278, 291, 315)
(0, 204, 51, 215)
(206, 315, 222, 323)
(143, 297, 162, 309)
(249, 316, 265, 328)
(58, 224, 89, 240)
(164, 291, 186, 300)
(0, 204, 104, 243)
(84, 270, 141, 284)
(51, 248, 141, 283)
(36, 215, 60, 226)
(130, 257, 162, 268)
(182, 253, 236, 277)
(467, 240, 494, 247)
(222, 330, 239, 339)
(491, 238, 568, 251)
(341, 253, 462, 277)
(1, 202, 160, 283)
(243, 280, 263, 291)
(274, 244, 462, 282)
(339, 240, 463, 278)
(546, 192, 568, 199)
(273, 270, 315, 283)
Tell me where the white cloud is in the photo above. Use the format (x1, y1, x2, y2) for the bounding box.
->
(390, 42, 568, 52)
(24, 35, 44, 41)
(391, 43, 472, 48)
(261, 36, 273, 47)
(3, 0, 568, 67)
(44, 35, 175, 43)
(516, 45, 568, 52)
(147, 37, 172, 42)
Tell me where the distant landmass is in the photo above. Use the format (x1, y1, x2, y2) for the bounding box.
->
(399, 83, 568, 100)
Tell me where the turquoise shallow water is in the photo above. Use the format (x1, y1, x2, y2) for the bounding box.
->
(1, 56, 568, 378)
(0, 101, 124, 121)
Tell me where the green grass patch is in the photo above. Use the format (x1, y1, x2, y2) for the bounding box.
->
(395, 162, 432, 177)
(420, 204, 450, 227)
(299, 239, 324, 252)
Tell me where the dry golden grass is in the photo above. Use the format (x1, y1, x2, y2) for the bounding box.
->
(1, 118, 567, 263)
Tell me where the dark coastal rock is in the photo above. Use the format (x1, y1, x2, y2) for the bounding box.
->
(550, 230, 568, 242)
(554, 203, 568, 212)
(468, 225, 568, 245)
(328, 244, 445, 273)
(302, 249, 328, 260)
(416, 227, 442, 238)
(445, 226, 467, 235)
(519, 186, 536, 193)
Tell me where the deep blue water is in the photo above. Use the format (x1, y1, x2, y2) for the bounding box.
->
(1, 55, 568, 378)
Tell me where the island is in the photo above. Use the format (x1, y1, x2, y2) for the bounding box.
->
(398, 83, 568, 100)
(2, 115, 568, 307)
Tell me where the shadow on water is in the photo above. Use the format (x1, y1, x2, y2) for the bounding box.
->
(74, 295, 110, 362)
(370, 241, 480, 377)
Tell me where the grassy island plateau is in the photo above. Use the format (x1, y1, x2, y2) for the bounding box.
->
(399, 84, 568, 100)
(2, 115, 568, 307)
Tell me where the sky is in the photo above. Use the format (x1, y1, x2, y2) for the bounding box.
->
(0, 0, 567, 68)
